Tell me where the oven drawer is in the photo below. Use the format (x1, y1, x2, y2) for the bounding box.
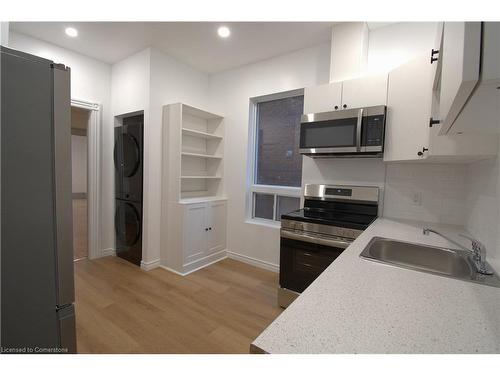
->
(294, 248, 334, 274)
(279, 237, 345, 293)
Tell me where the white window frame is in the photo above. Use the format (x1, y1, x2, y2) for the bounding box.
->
(246, 89, 304, 227)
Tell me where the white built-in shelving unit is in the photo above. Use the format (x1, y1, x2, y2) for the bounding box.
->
(161, 103, 227, 275)
(162, 103, 225, 201)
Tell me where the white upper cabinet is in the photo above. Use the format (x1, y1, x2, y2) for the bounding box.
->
(303, 74, 388, 114)
(431, 22, 444, 92)
(444, 22, 500, 134)
(303, 82, 342, 114)
(384, 51, 497, 163)
(341, 74, 388, 109)
(438, 22, 482, 133)
(384, 55, 433, 161)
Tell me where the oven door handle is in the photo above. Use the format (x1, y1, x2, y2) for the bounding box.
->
(280, 229, 351, 249)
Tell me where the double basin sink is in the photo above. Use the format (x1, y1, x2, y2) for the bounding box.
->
(360, 237, 500, 288)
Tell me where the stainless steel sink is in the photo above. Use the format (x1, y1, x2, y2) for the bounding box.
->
(360, 237, 500, 288)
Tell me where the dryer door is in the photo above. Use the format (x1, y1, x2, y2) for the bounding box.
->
(115, 201, 141, 248)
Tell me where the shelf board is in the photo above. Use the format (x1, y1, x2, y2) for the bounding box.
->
(181, 175, 222, 179)
(182, 104, 224, 120)
(179, 196, 227, 204)
(181, 152, 223, 159)
(182, 128, 223, 140)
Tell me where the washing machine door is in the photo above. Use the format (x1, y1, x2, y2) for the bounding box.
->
(114, 131, 140, 177)
(114, 123, 143, 201)
(115, 201, 141, 249)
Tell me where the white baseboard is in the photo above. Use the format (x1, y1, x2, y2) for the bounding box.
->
(100, 248, 116, 257)
(141, 258, 161, 271)
(227, 251, 279, 273)
(160, 250, 227, 276)
(159, 265, 186, 276)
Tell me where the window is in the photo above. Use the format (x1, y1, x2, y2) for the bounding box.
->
(255, 95, 304, 187)
(248, 91, 303, 224)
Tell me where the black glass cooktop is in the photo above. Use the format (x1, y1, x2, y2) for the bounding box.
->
(281, 198, 378, 231)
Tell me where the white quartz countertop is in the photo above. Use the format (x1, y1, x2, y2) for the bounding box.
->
(252, 218, 500, 353)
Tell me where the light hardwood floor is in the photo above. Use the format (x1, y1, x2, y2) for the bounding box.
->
(74, 256, 283, 353)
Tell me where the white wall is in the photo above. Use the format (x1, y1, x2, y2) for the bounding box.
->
(148, 48, 210, 265)
(71, 135, 87, 193)
(209, 43, 331, 268)
(111, 48, 152, 263)
(465, 147, 500, 267)
(384, 164, 467, 225)
(111, 48, 151, 117)
(110, 47, 210, 265)
(330, 22, 369, 82)
(9, 32, 115, 253)
(1, 22, 9, 46)
(367, 22, 438, 75)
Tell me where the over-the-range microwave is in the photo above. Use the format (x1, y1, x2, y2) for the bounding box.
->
(299, 105, 386, 158)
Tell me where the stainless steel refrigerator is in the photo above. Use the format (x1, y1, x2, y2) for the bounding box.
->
(1, 46, 76, 353)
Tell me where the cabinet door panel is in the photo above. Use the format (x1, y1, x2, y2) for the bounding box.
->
(341, 75, 388, 109)
(431, 22, 444, 92)
(207, 201, 226, 254)
(384, 55, 432, 161)
(183, 203, 207, 264)
(439, 22, 481, 134)
(303, 82, 342, 114)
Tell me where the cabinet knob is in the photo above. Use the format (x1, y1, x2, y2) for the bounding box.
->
(205, 228, 208, 231)
(209, 227, 212, 231)
(334, 105, 339, 110)
(417, 147, 429, 157)
(343, 104, 347, 109)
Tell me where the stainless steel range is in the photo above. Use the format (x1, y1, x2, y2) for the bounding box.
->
(278, 184, 380, 308)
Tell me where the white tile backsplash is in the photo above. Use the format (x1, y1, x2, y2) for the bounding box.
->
(382, 163, 467, 225)
(464, 155, 500, 264)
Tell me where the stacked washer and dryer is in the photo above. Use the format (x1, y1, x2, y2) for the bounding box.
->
(114, 114, 144, 266)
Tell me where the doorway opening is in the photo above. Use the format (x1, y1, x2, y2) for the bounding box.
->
(70, 99, 101, 262)
(71, 106, 91, 261)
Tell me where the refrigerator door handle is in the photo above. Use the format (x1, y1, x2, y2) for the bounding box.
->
(52, 64, 75, 307)
(57, 304, 77, 353)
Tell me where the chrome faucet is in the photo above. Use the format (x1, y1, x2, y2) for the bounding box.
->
(423, 228, 493, 275)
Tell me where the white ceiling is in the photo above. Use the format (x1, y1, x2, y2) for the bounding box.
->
(10, 22, 339, 74)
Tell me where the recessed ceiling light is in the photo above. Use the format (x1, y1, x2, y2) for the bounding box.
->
(217, 26, 230, 38)
(65, 27, 78, 37)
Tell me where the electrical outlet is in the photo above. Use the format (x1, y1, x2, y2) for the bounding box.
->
(411, 192, 422, 206)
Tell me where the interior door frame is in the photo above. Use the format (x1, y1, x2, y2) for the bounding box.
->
(71, 98, 101, 260)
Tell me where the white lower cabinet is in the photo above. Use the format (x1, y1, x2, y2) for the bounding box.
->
(207, 200, 227, 255)
(183, 203, 208, 264)
(182, 200, 227, 266)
